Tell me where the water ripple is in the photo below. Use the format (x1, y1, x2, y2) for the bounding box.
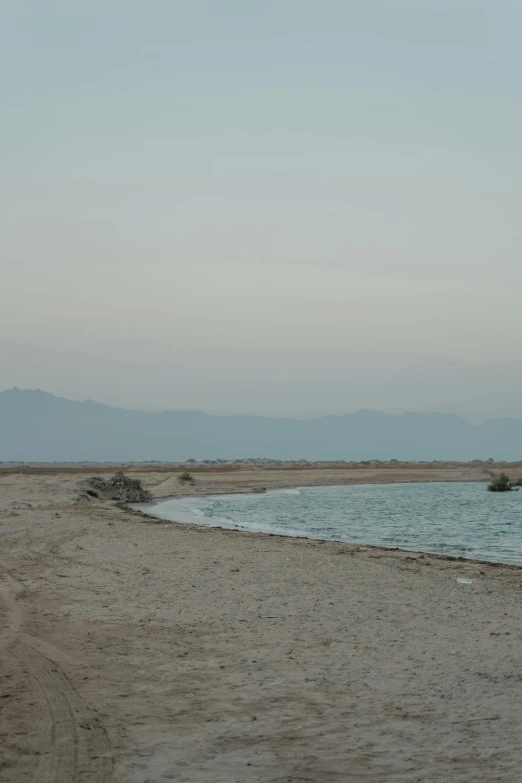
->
(138, 482, 522, 565)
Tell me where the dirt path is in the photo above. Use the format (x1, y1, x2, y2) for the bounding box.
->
(2, 469, 522, 782)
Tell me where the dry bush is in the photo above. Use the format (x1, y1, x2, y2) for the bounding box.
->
(87, 472, 152, 503)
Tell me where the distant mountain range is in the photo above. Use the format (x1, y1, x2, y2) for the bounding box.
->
(1, 388, 521, 463)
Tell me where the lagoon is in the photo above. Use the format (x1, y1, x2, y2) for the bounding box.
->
(137, 481, 522, 566)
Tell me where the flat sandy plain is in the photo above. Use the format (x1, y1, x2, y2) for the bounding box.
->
(2, 463, 522, 782)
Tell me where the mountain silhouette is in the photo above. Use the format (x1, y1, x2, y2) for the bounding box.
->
(1, 388, 520, 462)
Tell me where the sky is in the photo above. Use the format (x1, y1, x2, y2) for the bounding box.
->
(2, 0, 522, 419)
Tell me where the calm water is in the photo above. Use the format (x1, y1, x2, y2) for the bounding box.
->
(137, 482, 522, 565)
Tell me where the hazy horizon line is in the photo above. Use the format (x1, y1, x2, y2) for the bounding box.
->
(1, 387, 518, 425)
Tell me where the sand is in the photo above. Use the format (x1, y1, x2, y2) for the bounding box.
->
(2, 466, 522, 782)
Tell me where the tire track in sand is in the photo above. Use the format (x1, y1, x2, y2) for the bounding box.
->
(1, 572, 112, 782)
(0, 573, 23, 652)
(16, 639, 113, 783)
(17, 640, 78, 782)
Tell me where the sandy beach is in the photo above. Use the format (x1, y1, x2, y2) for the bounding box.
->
(2, 466, 522, 782)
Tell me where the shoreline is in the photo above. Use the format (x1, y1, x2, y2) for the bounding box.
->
(129, 505, 522, 572)
(135, 468, 496, 505)
(140, 474, 493, 505)
(127, 478, 521, 570)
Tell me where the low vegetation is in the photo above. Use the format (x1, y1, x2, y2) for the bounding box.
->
(487, 472, 521, 492)
(179, 471, 194, 484)
(86, 472, 152, 503)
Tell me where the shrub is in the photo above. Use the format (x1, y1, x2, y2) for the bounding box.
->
(487, 472, 513, 492)
(179, 471, 194, 483)
(87, 472, 152, 503)
(109, 472, 153, 502)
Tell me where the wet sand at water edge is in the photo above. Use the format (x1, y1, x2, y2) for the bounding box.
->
(2, 464, 522, 782)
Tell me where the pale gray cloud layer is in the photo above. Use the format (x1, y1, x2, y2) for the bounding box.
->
(2, 1, 522, 417)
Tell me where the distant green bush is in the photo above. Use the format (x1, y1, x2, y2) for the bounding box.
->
(487, 472, 513, 492)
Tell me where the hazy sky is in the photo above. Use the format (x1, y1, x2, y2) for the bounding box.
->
(2, 1, 522, 418)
